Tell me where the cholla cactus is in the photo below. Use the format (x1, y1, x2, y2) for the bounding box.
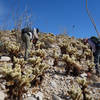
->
(28, 57, 49, 75)
(77, 77, 88, 87)
(86, 60, 95, 72)
(0, 63, 35, 99)
(60, 36, 94, 75)
(13, 56, 26, 67)
(67, 85, 82, 100)
(45, 36, 55, 44)
(39, 33, 57, 48)
(30, 49, 46, 59)
(67, 77, 93, 100)
(35, 49, 46, 58)
(4, 41, 20, 57)
(84, 49, 92, 57)
(65, 45, 78, 55)
(0, 55, 49, 100)
(35, 41, 45, 49)
(33, 62, 49, 76)
(52, 49, 60, 66)
(28, 57, 42, 66)
(53, 50, 59, 59)
(62, 54, 73, 63)
(77, 77, 93, 100)
(62, 54, 82, 75)
(59, 42, 69, 54)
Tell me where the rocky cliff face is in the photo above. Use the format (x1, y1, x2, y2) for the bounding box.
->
(0, 30, 100, 100)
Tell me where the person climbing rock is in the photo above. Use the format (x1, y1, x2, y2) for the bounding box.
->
(0, 41, 3, 47)
(21, 27, 39, 60)
(0, 41, 3, 58)
(84, 36, 100, 76)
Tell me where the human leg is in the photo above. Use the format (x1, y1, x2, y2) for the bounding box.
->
(22, 33, 30, 60)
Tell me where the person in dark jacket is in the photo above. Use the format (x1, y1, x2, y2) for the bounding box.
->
(21, 27, 39, 60)
(84, 36, 100, 75)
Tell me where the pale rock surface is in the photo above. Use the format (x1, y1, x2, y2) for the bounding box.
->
(0, 56, 11, 62)
(50, 81, 57, 88)
(0, 91, 6, 100)
(24, 96, 37, 100)
(52, 94, 62, 100)
(80, 73, 87, 78)
(35, 91, 43, 100)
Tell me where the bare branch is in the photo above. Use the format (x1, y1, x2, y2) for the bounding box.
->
(86, 0, 100, 38)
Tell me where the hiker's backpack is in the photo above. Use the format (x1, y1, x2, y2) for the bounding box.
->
(21, 27, 33, 40)
(21, 27, 33, 34)
(90, 36, 100, 49)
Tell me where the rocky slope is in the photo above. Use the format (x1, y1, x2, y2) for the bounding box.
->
(0, 30, 100, 100)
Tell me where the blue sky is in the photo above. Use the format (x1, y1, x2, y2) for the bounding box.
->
(0, 0, 100, 38)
